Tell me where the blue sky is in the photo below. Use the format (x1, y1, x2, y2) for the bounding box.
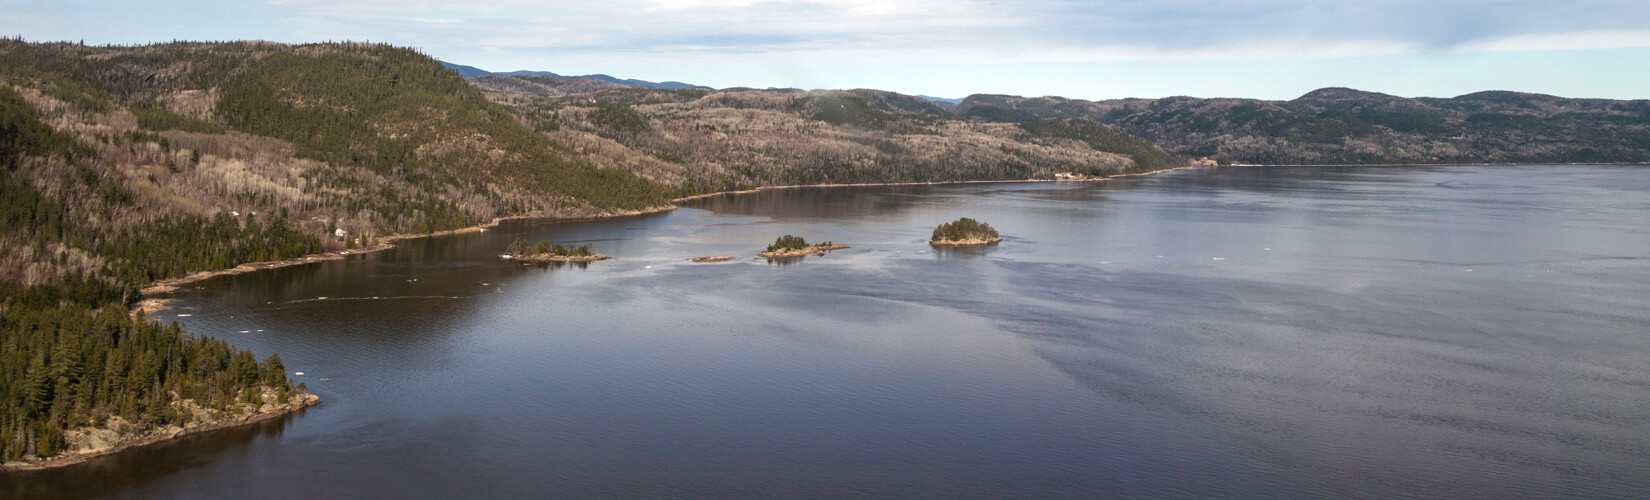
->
(4, 0, 1649, 100)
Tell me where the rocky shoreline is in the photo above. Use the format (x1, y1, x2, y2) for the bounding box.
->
(1, 390, 321, 472)
(930, 237, 1003, 247)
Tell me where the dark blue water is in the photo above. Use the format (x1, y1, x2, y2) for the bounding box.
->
(7, 165, 1650, 498)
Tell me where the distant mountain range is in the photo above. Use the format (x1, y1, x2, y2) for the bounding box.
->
(916, 95, 964, 105)
(447, 61, 1648, 165)
(440, 62, 710, 90)
(948, 88, 1650, 164)
(468, 74, 1182, 193)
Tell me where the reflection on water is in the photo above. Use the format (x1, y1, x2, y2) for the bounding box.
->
(11, 166, 1650, 499)
(517, 260, 592, 271)
(930, 245, 994, 259)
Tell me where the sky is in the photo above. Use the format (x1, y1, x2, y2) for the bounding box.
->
(4, 0, 1650, 101)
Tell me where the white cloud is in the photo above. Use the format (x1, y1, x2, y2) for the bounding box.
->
(643, 0, 771, 12)
(409, 18, 464, 25)
(251, 0, 1650, 59)
(1454, 29, 1650, 53)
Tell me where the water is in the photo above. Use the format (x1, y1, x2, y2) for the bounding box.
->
(6, 165, 1649, 498)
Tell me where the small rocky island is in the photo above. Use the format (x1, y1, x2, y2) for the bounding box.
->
(690, 256, 735, 263)
(503, 237, 610, 262)
(758, 235, 850, 259)
(929, 217, 1003, 247)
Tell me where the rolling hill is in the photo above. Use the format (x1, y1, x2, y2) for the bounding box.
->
(950, 88, 1650, 164)
(470, 74, 1184, 196)
(442, 62, 711, 90)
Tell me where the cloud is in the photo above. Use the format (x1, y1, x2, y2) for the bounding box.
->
(22, 0, 1645, 67)
(247, 0, 1650, 62)
(1454, 29, 1650, 53)
(643, 0, 770, 12)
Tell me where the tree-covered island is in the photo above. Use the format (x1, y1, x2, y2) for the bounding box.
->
(929, 218, 1002, 247)
(504, 237, 610, 262)
(758, 235, 850, 259)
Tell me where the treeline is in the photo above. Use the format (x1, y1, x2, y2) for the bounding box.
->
(0, 39, 269, 113)
(0, 303, 297, 460)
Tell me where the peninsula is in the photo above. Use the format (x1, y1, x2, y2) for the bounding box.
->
(929, 218, 1003, 247)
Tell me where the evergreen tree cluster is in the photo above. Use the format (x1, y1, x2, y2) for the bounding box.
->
(931, 217, 999, 242)
(766, 235, 809, 252)
(99, 212, 324, 285)
(0, 85, 87, 161)
(0, 303, 297, 461)
(588, 100, 651, 134)
(507, 237, 591, 257)
(129, 104, 226, 134)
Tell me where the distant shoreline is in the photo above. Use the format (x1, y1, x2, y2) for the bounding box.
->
(669, 166, 1198, 203)
(1221, 162, 1648, 168)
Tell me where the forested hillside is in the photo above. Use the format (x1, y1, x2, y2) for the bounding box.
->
(472, 75, 1185, 195)
(0, 39, 667, 465)
(1, 39, 667, 250)
(1, 59, 310, 464)
(952, 88, 1650, 164)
